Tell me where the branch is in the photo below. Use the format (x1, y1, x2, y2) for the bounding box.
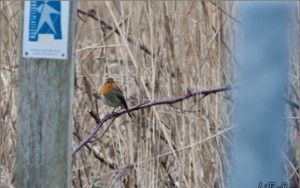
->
(77, 8, 153, 57)
(72, 85, 232, 156)
(73, 132, 116, 169)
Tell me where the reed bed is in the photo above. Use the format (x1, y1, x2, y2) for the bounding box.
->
(0, 1, 299, 188)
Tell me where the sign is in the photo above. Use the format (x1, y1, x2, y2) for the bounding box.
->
(22, 1, 70, 60)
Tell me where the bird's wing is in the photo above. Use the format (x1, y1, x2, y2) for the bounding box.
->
(115, 90, 133, 118)
(115, 92, 128, 109)
(113, 84, 123, 94)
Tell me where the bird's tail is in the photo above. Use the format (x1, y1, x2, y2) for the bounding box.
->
(126, 109, 133, 118)
(123, 102, 133, 118)
(116, 93, 133, 118)
(123, 104, 133, 118)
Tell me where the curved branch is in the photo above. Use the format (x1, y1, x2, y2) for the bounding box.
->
(72, 84, 232, 156)
(77, 8, 153, 57)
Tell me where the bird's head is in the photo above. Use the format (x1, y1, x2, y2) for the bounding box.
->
(105, 77, 115, 84)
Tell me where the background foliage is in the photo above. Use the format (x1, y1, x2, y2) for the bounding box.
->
(0, 1, 298, 188)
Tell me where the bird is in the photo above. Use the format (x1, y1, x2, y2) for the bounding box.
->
(99, 77, 133, 118)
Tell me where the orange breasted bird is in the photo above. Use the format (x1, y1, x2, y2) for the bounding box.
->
(100, 78, 133, 118)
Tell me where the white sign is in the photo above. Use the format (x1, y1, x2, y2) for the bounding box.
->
(22, 1, 70, 60)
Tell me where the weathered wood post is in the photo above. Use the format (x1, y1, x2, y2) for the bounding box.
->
(15, 1, 76, 187)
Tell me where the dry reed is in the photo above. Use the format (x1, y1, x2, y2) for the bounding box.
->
(0, 1, 299, 188)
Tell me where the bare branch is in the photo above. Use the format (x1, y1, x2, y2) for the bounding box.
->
(73, 132, 116, 169)
(72, 84, 232, 156)
(77, 8, 154, 57)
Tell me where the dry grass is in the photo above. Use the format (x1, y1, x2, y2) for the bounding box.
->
(0, 1, 299, 188)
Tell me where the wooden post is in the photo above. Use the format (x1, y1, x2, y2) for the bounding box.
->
(15, 1, 76, 187)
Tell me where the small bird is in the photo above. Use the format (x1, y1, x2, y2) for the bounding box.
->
(100, 78, 133, 118)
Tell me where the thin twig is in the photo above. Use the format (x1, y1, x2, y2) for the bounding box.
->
(73, 132, 116, 169)
(77, 8, 154, 57)
(207, 0, 241, 24)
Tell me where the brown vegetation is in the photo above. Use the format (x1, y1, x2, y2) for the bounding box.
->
(0, 1, 299, 188)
